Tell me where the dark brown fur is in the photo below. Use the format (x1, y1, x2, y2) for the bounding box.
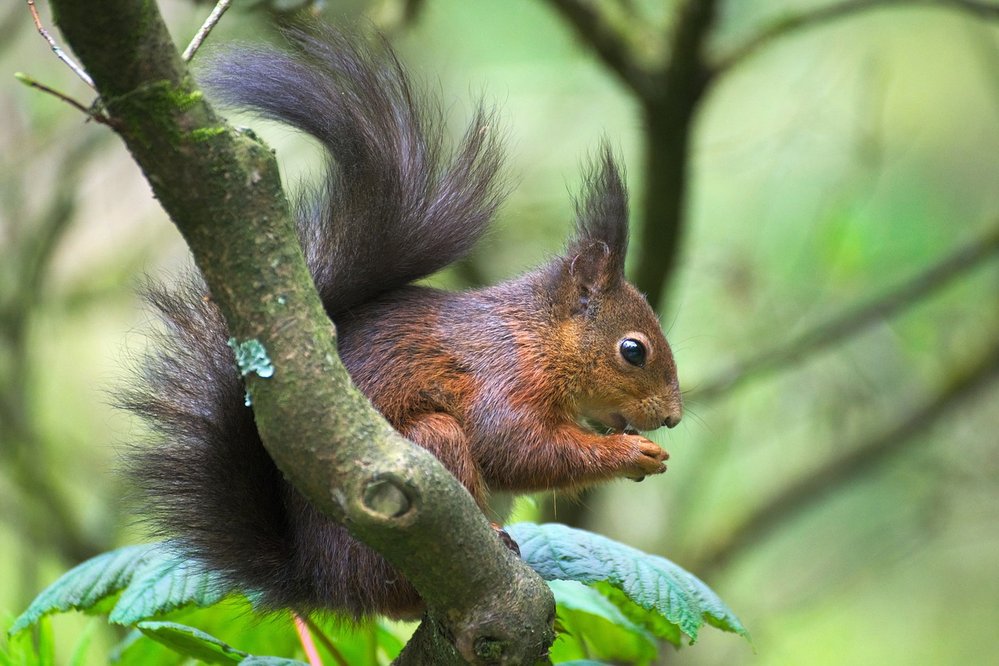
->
(122, 25, 681, 620)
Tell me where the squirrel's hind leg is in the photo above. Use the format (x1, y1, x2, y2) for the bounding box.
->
(401, 413, 486, 508)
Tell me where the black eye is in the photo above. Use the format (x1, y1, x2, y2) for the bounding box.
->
(619, 338, 646, 367)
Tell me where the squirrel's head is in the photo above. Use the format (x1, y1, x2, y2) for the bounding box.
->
(546, 147, 682, 433)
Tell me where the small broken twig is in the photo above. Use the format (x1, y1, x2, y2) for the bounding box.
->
(14, 72, 113, 126)
(27, 0, 94, 88)
(182, 0, 232, 62)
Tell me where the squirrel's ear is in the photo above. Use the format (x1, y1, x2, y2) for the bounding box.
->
(566, 240, 619, 297)
(562, 145, 629, 298)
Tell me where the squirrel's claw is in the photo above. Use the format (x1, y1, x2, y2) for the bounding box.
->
(620, 434, 669, 480)
(491, 522, 522, 557)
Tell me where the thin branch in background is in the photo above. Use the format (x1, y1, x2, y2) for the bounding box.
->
(452, 255, 489, 289)
(0, 134, 110, 591)
(182, 0, 232, 62)
(402, 0, 428, 25)
(545, 0, 659, 97)
(693, 336, 999, 577)
(691, 221, 999, 403)
(13, 72, 113, 126)
(714, 0, 999, 74)
(26, 0, 94, 87)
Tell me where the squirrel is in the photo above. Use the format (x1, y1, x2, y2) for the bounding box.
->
(122, 25, 682, 621)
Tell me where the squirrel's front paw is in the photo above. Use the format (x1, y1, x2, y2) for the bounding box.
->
(619, 434, 668, 481)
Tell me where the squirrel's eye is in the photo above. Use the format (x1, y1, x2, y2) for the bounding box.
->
(619, 338, 646, 367)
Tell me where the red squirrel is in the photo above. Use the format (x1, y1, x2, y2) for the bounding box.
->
(123, 25, 682, 620)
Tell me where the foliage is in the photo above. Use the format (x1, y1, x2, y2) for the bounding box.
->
(510, 523, 748, 646)
(6, 524, 746, 664)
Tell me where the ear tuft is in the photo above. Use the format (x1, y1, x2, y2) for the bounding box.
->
(563, 143, 629, 295)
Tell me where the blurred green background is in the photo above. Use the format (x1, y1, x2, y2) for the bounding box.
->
(2, 0, 998, 664)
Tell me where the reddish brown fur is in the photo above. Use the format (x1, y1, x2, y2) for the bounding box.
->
(336, 250, 681, 509)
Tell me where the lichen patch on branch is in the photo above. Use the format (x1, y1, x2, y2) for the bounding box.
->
(227, 337, 275, 379)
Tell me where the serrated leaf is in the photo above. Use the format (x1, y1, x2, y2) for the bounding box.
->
(549, 580, 658, 665)
(509, 523, 749, 644)
(549, 580, 652, 641)
(11, 542, 235, 636)
(9, 544, 156, 634)
(592, 581, 682, 646)
(108, 546, 230, 624)
(136, 621, 247, 664)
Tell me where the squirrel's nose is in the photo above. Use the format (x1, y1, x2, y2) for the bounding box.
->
(661, 410, 682, 429)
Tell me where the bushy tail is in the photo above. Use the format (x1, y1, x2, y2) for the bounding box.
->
(122, 25, 505, 611)
(201, 24, 505, 314)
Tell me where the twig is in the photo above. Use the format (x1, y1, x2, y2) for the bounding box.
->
(693, 336, 999, 576)
(14, 72, 113, 126)
(26, 0, 94, 87)
(691, 221, 999, 403)
(715, 0, 999, 74)
(301, 616, 350, 666)
(182, 0, 232, 62)
(293, 613, 324, 666)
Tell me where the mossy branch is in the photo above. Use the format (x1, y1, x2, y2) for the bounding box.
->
(45, 2, 553, 663)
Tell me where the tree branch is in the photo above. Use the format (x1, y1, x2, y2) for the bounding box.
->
(47, 2, 553, 663)
(545, 0, 659, 97)
(631, 0, 719, 310)
(692, 336, 999, 576)
(715, 0, 999, 75)
(692, 221, 999, 403)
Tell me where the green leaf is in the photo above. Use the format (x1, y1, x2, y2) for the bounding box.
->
(592, 581, 682, 646)
(239, 658, 310, 665)
(375, 620, 407, 661)
(549, 580, 657, 665)
(136, 621, 247, 664)
(108, 547, 230, 624)
(9, 544, 156, 634)
(36, 616, 54, 665)
(10, 542, 235, 636)
(1, 613, 44, 666)
(108, 628, 143, 663)
(509, 523, 749, 645)
(550, 580, 653, 641)
(68, 619, 100, 666)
